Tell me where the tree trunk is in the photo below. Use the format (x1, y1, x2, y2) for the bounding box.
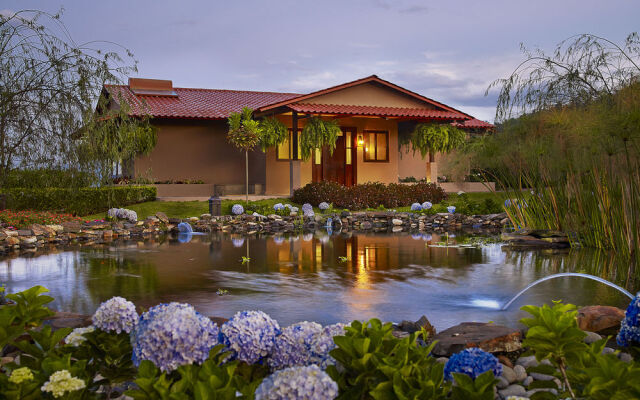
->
(245, 150, 249, 205)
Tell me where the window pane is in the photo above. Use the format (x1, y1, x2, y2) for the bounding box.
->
(277, 138, 290, 160)
(365, 133, 375, 161)
(346, 148, 352, 165)
(376, 133, 387, 161)
(315, 148, 321, 165)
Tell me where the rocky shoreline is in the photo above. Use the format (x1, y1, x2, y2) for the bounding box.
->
(0, 211, 510, 254)
(33, 304, 631, 400)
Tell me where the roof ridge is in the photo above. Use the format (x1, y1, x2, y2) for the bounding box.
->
(296, 102, 442, 110)
(104, 83, 300, 96)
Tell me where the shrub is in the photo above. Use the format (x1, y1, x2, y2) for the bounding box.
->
(2, 186, 156, 216)
(3, 168, 94, 189)
(0, 210, 85, 228)
(292, 181, 446, 209)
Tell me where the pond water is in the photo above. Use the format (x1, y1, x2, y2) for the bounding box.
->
(0, 232, 636, 330)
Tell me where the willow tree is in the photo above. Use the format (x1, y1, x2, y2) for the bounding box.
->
(407, 123, 466, 181)
(227, 108, 287, 204)
(0, 9, 137, 187)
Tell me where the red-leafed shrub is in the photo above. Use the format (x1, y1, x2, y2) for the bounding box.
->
(0, 210, 85, 229)
(292, 181, 446, 209)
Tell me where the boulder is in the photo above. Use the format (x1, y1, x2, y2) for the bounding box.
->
(43, 312, 92, 330)
(431, 322, 522, 356)
(577, 305, 625, 333)
(155, 212, 169, 224)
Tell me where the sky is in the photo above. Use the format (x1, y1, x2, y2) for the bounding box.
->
(3, 0, 639, 122)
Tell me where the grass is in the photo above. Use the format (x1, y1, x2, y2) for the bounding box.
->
(83, 192, 510, 220)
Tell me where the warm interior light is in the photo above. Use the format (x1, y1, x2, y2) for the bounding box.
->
(357, 134, 364, 147)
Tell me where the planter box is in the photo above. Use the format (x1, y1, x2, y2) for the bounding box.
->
(155, 184, 264, 198)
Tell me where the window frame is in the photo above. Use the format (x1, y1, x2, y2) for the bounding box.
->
(362, 130, 390, 162)
(276, 128, 303, 161)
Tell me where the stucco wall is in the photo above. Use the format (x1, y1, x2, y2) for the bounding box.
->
(134, 119, 266, 187)
(304, 82, 434, 108)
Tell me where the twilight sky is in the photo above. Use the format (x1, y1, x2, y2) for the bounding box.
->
(4, 0, 639, 122)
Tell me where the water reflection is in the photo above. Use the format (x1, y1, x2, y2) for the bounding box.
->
(0, 232, 635, 330)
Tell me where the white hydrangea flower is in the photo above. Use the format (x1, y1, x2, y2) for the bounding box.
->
(318, 202, 330, 210)
(268, 321, 323, 370)
(92, 296, 138, 334)
(9, 367, 34, 385)
(41, 370, 85, 398)
(221, 310, 281, 364)
(64, 326, 95, 346)
(255, 365, 338, 400)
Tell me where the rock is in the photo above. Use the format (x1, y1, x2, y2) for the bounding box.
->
(43, 312, 92, 329)
(530, 372, 555, 381)
(17, 229, 33, 236)
(602, 347, 615, 355)
(392, 226, 403, 233)
(498, 384, 526, 398)
(61, 221, 81, 233)
(527, 388, 558, 397)
(155, 212, 169, 223)
(498, 355, 513, 368)
(20, 236, 37, 244)
(514, 365, 527, 381)
(516, 355, 538, 368)
(415, 315, 436, 339)
(431, 322, 522, 356)
(619, 352, 633, 362)
(392, 218, 403, 226)
(435, 357, 448, 364)
(496, 376, 509, 389)
(523, 376, 533, 386)
(584, 331, 603, 344)
(501, 365, 517, 384)
(577, 305, 625, 333)
(360, 221, 372, 229)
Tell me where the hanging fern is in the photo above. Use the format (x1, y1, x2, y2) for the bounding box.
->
(227, 107, 261, 151)
(408, 123, 467, 158)
(299, 117, 341, 160)
(258, 117, 288, 152)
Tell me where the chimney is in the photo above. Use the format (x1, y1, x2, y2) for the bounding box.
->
(128, 78, 177, 97)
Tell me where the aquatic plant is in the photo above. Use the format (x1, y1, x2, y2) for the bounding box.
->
(411, 202, 422, 211)
(92, 296, 138, 334)
(255, 365, 338, 400)
(444, 348, 502, 381)
(41, 370, 85, 398)
(221, 310, 281, 364)
(131, 302, 220, 372)
(231, 204, 244, 215)
(617, 294, 640, 347)
(268, 321, 323, 370)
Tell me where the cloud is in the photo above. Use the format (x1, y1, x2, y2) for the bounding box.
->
(399, 5, 429, 14)
(290, 71, 340, 91)
(0, 9, 16, 18)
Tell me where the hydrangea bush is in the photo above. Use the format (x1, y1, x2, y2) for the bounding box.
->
(269, 321, 323, 370)
(447, 205, 456, 214)
(319, 202, 330, 210)
(309, 323, 346, 368)
(444, 347, 502, 381)
(9, 367, 34, 385)
(617, 293, 640, 347)
(422, 201, 433, 209)
(92, 296, 138, 334)
(221, 310, 281, 364)
(410, 202, 422, 211)
(255, 365, 338, 400)
(41, 370, 86, 398)
(273, 203, 284, 211)
(107, 207, 138, 222)
(131, 302, 221, 372)
(231, 204, 244, 215)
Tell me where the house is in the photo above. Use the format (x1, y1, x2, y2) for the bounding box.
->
(102, 75, 493, 197)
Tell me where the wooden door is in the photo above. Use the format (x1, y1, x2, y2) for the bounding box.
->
(312, 128, 356, 186)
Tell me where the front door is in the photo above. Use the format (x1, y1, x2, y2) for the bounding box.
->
(312, 127, 356, 186)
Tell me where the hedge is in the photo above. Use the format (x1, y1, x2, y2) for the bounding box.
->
(292, 181, 447, 209)
(2, 186, 156, 216)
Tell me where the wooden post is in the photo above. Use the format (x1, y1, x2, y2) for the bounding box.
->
(290, 111, 298, 196)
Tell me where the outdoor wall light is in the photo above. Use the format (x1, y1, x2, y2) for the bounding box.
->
(357, 134, 364, 147)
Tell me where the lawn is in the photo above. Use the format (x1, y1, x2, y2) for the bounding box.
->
(83, 192, 510, 220)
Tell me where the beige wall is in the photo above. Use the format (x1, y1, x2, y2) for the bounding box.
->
(304, 82, 434, 108)
(134, 119, 266, 186)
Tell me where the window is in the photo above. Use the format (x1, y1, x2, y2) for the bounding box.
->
(363, 130, 389, 162)
(276, 129, 302, 160)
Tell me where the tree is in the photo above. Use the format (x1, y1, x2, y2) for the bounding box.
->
(0, 9, 138, 186)
(227, 108, 287, 204)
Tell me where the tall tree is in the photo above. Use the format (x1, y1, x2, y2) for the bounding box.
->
(0, 9, 138, 186)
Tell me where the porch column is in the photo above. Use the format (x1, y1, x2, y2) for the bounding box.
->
(289, 111, 301, 196)
(426, 152, 438, 183)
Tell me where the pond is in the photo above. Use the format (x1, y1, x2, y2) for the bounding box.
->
(0, 232, 635, 330)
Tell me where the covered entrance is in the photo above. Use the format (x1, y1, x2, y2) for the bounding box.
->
(312, 127, 357, 186)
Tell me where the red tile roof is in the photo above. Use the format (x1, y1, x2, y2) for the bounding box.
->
(289, 103, 467, 120)
(454, 118, 495, 130)
(104, 85, 301, 120)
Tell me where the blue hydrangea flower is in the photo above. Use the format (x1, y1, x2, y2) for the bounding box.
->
(232, 204, 244, 215)
(411, 203, 422, 211)
(221, 310, 281, 364)
(284, 204, 292, 209)
(304, 209, 315, 218)
(301, 203, 313, 213)
(92, 296, 138, 334)
(319, 202, 330, 210)
(255, 365, 338, 400)
(422, 201, 432, 210)
(309, 323, 346, 368)
(444, 347, 502, 381)
(447, 206, 456, 214)
(273, 203, 285, 211)
(504, 199, 512, 208)
(131, 302, 220, 372)
(268, 321, 323, 370)
(290, 207, 299, 213)
(617, 294, 640, 347)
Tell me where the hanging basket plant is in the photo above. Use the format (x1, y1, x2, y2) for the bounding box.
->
(408, 123, 466, 158)
(258, 117, 288, 152)
(299, 117, 341, 160)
